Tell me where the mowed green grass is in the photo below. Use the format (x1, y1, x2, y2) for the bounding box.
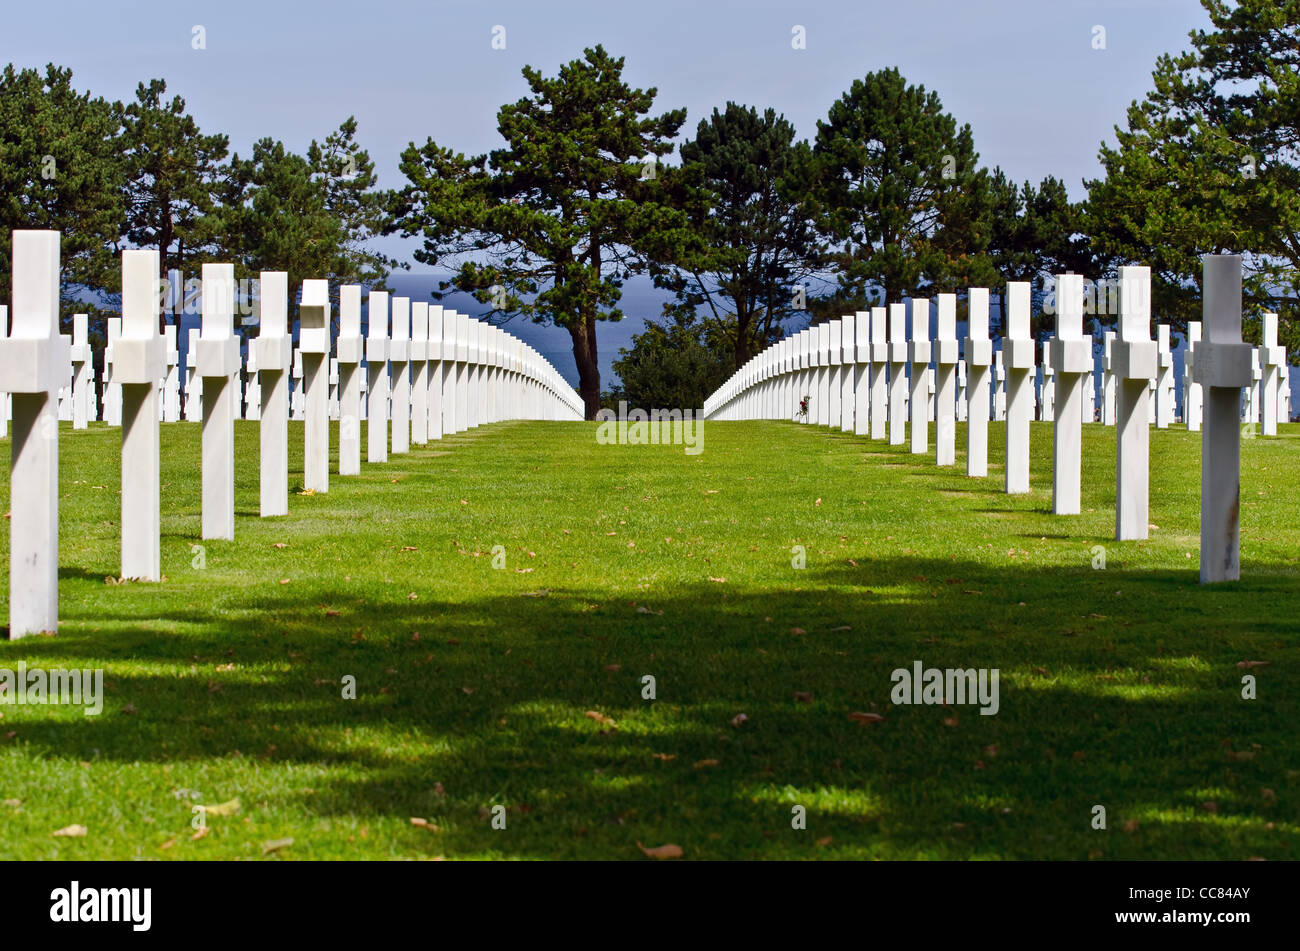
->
(0, 415, 1296, 860)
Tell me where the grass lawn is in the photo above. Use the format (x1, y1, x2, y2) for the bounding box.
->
(0, 416, 1296, 860)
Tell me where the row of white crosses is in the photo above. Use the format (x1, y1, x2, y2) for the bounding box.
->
(703, 258, 1258, 583)
(0, 232, 582, 638)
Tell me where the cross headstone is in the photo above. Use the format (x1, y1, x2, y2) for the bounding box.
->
(964, 289, 992, 477)
(336, 285, 364, 475)
(1049, 273, 1091, 515)
(868, 307, 888, 438)
(826, 319, 843, 429)
(1112, 266, 1157, 540)
(0, 231, 70, 636)
(814, 322, 830, 427)
(1003, 282, 1035, 493)
(70, 313, 91, 430)
(184, 328, 201, 420)
(255, 272, 291, 515)
(1195, 255, 1253, 582)
(934, 295, 958, 466)
(115, 249, 166, 578)
(1260, 312, 1284, 436)
(454, 313, 470, 434)
(886, 304, 908, 445)
(104, 317, 122, 425)
(389, 296, 411, 453)
(1184, 322, 1203, 431)
(956, 359, 968, 422)
(1155, 323, 1174, 428)
(1101, 331, 1117, 425)
(163, 325, 181, 422)
(428, 306, 445, 439)
(300, 279, 331, 491)
(366, 291, 390, 462)
(908, 299, 931, 454)
(196, 263, 240, 539)
(410, 302, 429, 445)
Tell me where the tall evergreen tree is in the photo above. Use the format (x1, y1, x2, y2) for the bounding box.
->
(121, 78, 228, 328)
(1085, 0, 1300, 349)
(395, 45, 690, 418)
(809, 68, 997, 311)
(652, 103, 824, 370)
(0, 64, 124, 309)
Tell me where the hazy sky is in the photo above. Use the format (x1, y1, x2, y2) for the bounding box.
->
(4, 0, 1213, 384)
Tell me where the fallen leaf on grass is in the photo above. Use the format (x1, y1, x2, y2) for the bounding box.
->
(262, 837, 293, 854)
(943, 717, 959, 727)
(848, 711, 884, 725)
(637, 841, 683, 860)
(201, 798, 241, 817)
(793, 692, 812, 704)
(1236, 660, 1271, 669)
(636, 605, 664, 616)
(708, 576, 726, 583)
(693, 759, 720, 768)
(652, 753, 676, 762)
(271, 542, 287, 550)
(191, 826, 209, 841)
(790, 627, 806, 636)
(52, 824, 87, 837)
(816, 836, 833, 847)
(298, 489, 315, 497)
(603, 664, 622, 672)
(585, 710, 616, 727)
(159, 837, 176, 850)
(409, 817, 439, 831)
(730, 713, 749, 728)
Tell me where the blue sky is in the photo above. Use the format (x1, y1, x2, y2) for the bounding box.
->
(4, 0, 1212, 386)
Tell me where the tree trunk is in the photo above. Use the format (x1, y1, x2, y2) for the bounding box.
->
(568, 315, 602, 419)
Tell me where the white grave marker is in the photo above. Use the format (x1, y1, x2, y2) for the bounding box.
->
(300, 279, 331, 491)
(256, 272, 291, 515)
(1003, 283, 1035, 494)
(1112, 266, 1156, 540)
(0, 231, 70, 636)
(196, 263, 240, 540)
(964, 289, 992, 477)
(934, 295, 958, 466)
(115, 249, 166, 579)
(367, 291, 390, 462)
(1195, 255, 1253, 582)
(1049, 273, 1090, 515)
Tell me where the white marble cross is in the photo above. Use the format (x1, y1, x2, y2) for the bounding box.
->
(0, 231, 70, 636)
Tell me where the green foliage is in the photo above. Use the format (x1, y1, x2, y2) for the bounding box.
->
(121, 78, 229, 320)
(609, 309, 731, 411)
(651, 103, 825, 370)
(0, 64, 124, 312)
(808, 68, 998, 311)
(395, 46, 690, 418)
(219, 119, 398, 331)
(1085, 0, 1300, 353)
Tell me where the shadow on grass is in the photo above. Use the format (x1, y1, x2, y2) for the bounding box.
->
(3, 552, 1296, 860)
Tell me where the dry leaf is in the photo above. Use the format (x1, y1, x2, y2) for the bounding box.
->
(943, 717, 959, 727)
(1236, 660, 1271, 669)
(790, 627, 806, 636)
(730, 713, 749, 728)
(652, 753, 676, 762)
(409, 817, 438, 831)
(693, 759, 720, 768)
(262, 837, 293, 854)
(793, 691, 812, 704)
(201, 798, 240, 817)
(603, 664, 622, 672)
(848, 711, 884, 725)
(637, 841, 683, 860)
(52, 824, 87, 837)
(191, 826, 209, 841)
(815, 836, 833, 847)
(585, 710, 616, 727)
(159, 837, 176, 850)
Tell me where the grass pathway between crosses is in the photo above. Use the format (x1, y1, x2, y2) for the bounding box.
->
(0, 419, 1296, 859)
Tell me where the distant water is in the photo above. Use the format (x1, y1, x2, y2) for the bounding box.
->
(384, 272, 667, 390)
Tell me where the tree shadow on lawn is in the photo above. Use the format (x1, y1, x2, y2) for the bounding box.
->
(3, 554, 1297, 860)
